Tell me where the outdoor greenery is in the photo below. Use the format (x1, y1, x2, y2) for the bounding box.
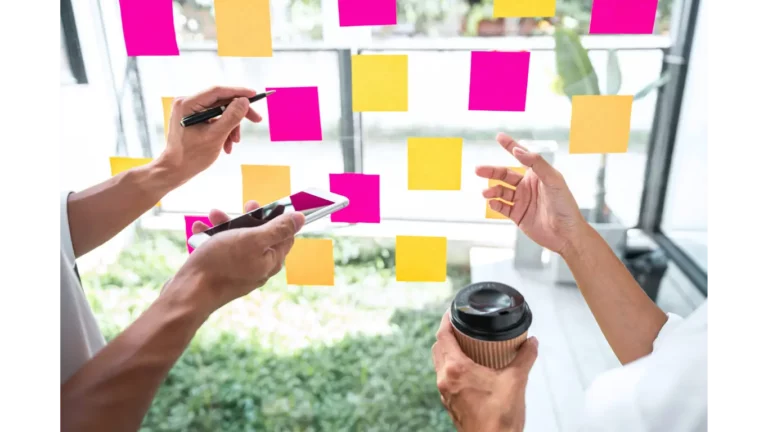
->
(82, 229, 471, 431)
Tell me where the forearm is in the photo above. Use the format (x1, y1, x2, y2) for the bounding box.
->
(561, 224, 667, 364)
(66, 157, 183, 258)
(61, 273, 209, 432)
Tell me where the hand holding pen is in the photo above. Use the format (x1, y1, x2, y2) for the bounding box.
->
(180, 90, 276, 127)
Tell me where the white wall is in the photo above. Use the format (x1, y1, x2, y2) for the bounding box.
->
(662, 0, 708, 232)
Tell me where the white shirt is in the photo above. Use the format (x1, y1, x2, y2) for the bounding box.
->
(579, 302, 707, 431)
(61, 191, 106, 384)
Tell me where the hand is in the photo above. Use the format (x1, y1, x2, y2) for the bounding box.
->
(165, 201, 305, 314)
(476, 132, 586, 255)
(432, 312, 539, 432)
(157, 86, 263, 184)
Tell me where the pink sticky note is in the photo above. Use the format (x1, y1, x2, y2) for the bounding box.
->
(338, 0, 397, 27)
(468, 51, 530, 112)
(265, 87, 322, 142)
(291, 191, 335, 212)
(118, 0, 180, 56)
(329, 173, 380, 223)
(589, 0, 658, 34)
(184, 215, 211, 254)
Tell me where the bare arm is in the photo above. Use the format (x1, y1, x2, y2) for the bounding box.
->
(61, 271, 210, 432)
(562, 224, 668, 364)
(66, 158, 183, 258)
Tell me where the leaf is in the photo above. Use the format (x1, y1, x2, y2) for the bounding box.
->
(606, 49, 622, 95)
(634, 72, 670, 101)
(554, 26, 600, 99)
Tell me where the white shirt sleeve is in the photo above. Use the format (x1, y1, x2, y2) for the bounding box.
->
(61, 191, 76, 264)
(577, 305, 707, 432)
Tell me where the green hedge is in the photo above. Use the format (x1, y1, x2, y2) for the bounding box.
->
(82, 230, 470, 431)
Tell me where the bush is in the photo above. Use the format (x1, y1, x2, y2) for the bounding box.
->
(82, 229, 470, 431)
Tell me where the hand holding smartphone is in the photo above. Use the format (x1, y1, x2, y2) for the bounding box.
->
(187, 188, 349, 249)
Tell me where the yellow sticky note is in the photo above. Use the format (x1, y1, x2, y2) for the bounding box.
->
(396, 236, 448, 282)
(352, 55, 408, 112)
(109, 157, 160, 207)
(162, 97, 174, 140)
(285, 238, 335, 286)
(486, 166, 526, 219)
(214, 0, 272, 57)
(408, 137, 463, 190)
(241, 165, 291, 210)
(493, 0, 556, 17)
(570, 95, 633, 154)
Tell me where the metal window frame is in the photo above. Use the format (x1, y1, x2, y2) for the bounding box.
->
(638, 0, 706, 296)
(60, 0, 88, 84)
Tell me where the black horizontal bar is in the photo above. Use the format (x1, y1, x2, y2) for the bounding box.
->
(653, 232, 707, 296)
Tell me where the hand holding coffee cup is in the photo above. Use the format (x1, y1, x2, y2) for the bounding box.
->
(450, 282, 533, 369)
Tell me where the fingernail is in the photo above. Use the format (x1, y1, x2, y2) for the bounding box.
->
(514, 147, 528, 154)
(530, 336, 539, 348)
(290, 213, 305, 231)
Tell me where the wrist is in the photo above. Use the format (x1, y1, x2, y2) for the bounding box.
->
(160, 268, 216, 323)
(151, 152, 191, 189)
(560, 220, 596, 262)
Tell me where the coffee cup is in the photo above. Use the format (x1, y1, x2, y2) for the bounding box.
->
(450, 281, 533, 369)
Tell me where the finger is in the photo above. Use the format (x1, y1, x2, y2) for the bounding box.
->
(272, 236, 295, 261)
(245, 107, 262, 123)
(182, 86, 256, 114)
(191, 221, 211, 234)
(209, 97, 250, 137)
(475, 166, 524, 187)
(489, 199, 515, 220)
(482, 184, 515, 203)
(249, 212, 305, 247)
(208, 209, 230, 226)
(231, 124, 241, 143)
(244, 200, 260, 213)
(435, 311, 471, 362)
(496, 132, 528, 155)
(431, 342, 446, 371)
(511, 147, 563, 188)
(223, 137, 233, 154)
(507, 336, 539, 375)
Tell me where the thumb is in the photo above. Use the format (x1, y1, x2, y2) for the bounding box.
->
(507, 337, 539, 375)
(211, 97, 249, 136)
(511, 147, 563, 188)
(250, 212, 305, 248)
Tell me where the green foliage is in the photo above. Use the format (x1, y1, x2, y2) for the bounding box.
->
(554, 26, 600, 99)
(82, 230, 470, 431)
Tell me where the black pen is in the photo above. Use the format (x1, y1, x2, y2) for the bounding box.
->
(180, 90, 276, 127)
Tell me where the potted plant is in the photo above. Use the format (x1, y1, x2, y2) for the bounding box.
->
(549, 26, 669, 284)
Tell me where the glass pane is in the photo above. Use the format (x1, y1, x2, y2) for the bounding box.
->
(136, 51, 343, 215)
(361, 47, 663, 225)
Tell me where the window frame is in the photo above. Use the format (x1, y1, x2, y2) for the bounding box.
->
(61, 0, 88, 85)
(638, 0, 706, 295)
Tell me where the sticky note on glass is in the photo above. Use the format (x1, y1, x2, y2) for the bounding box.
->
(265, 87, 322, 141)
(351, 55, 408, 112)
(408, 137, 462, 190)
(241, 165, 291, 210)
(469, 51, 530, 112)
(329, 173, 380, 223)
(493, 0, 556, 17)
(590, 0, 658, 34)
(285, 238, 335, 286)
(214, 0, 273, 57)
(395, 236, 447, 282)
(109, 157, 160, 207)
(184, 215, 211, 254)
(569, 95, 633, 154)
(118, 0, 179, 56)
(338, 0, 397, 26)
(486, 167, 526, 219)
(162, 97, 174, 140)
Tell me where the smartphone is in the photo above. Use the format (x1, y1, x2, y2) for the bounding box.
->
(187, 188, 349, 250)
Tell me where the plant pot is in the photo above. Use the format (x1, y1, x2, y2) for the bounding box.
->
(477, 18, 506, 36)
(550, 208, 628, 285)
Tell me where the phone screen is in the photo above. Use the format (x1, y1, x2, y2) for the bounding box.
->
(203, 191, 337, 236)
